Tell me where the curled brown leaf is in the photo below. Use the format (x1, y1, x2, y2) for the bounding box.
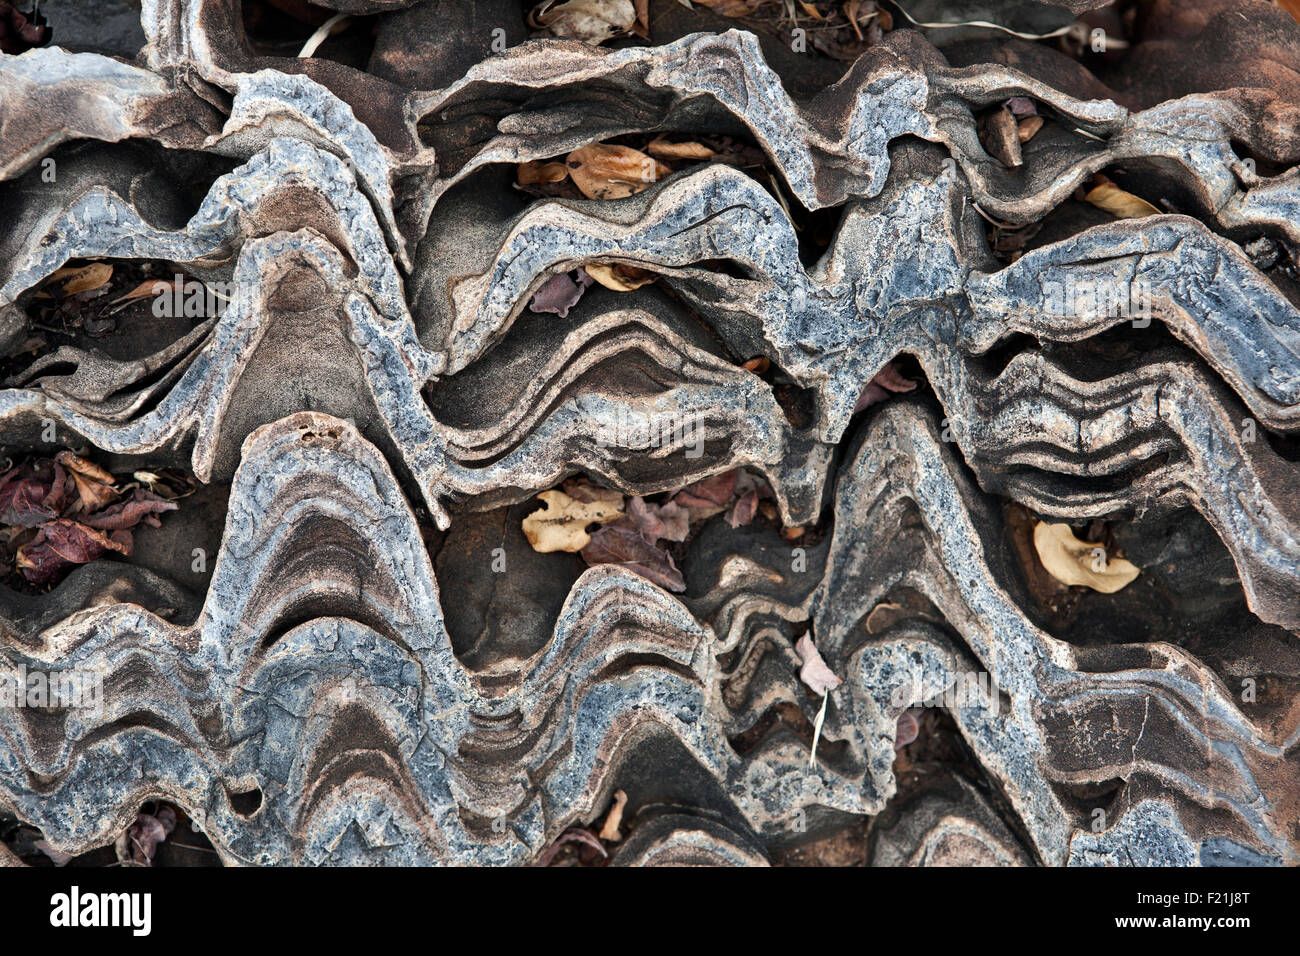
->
(566, 143, 671, 200)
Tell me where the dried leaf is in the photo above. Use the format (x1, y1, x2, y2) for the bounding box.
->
(1017, 115, 1045, 143)
(528, 269, 593, 316)
(52, 452, 120, 514)
(530, 0, 637, 44)
(797, 1, 825, 19)
(131, 469, 197, 501)
(676, 473, 738, 515)
(801, 627, 845, 768)
(1005, 96, 1037, 117)
(566, 143, 670, 200)
(584, 262, 657, 291)
(48, 263, 113, 296)
(54, 450, 113, 484)
(116, 806, 176, 867)
(1032, 522, 1139, 593)
(1083, 181, 1160, 219)
(894, 709, 920, 750)
(0, 466, 57, 527)
(110, 278, 178, 308)
(843, 0, 866, 40)
(581, 522, 686, 591)
(626, 495, 690, 542)
(0, 3, 48, 54)
(726, 488, 759, 528)
(632, 0, 650, 37)
(795, 634, 842, 695)
(33, 839, 74, 866)
(533, 827, 608, 866)
(69, 472, 120, 514)
(516, 160, 570, 186)
(854, 360, 917, 412)
(16, 520, 132, 583)
(741, 356, 770, 374)
(522, 490, 623, 553)
(598, 789, 628, 842)
(80, 488, 178, 531)
(646, 137, 715, 161)
(980, 106, 1022, 168)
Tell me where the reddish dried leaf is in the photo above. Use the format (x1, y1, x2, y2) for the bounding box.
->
(672, 470, 736, 510)
(80, 489, 178, 531)
(581, 522, 686, 591)
(726, 488, 760, 528)
(42, 460, 71, 516)
(895, 709, 920, 750)
(0, 467, 57, 527)
(626, 495, 689, 542)
(853, 361, 917, 413)
(533, 826, 608, 866)
(16, 520, 132, 583)
(124, 806, 176, 866)
(528, 270, 592, 317)
(1005, 96, 1037, 117)
(0, 4, 48, 54)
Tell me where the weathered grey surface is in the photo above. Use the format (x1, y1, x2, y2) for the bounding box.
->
(0, 0, 1298, 866)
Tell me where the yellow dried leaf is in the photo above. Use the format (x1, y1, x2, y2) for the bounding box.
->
(56, 451, 119, 513)
(566, 144, 670, 200)
(1032, 522, 1139, 594)
(530, 0, 637, 44)
(111, 278, 178, 307)
(646, 137, 714, 161)
(584, 262, 657, 291)
(522, 489, 624, 552)
(55, 450, 114, 485)
(797, 1, 825, 19)
(741, 356, 770, 373)
(1017, 115, 1044, 143)
(71, 472, 121, 513)
(599, 790, 627, 842)
(48, 263, 113, 295)
(516, 160, 570, 186)
(1083, 181, 1160, 219)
